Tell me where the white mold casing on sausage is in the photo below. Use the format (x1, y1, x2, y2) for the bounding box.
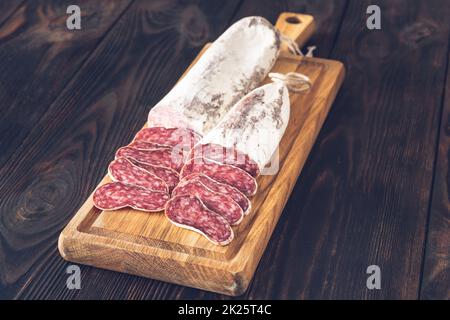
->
(198, 82, 290, 172)
(147, 16, 281, 136)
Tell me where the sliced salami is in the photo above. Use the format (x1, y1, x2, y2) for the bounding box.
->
(180, 157, 257, 197)
(165, 195, 234, 246)
(108, 158, 168, 193)
(116, 146, 186, 172)
(190, 143, 260, 177)
(128, 140, 171, 150)
(134, 127, 201, 148)
(93, 182, 169, 212)
(182, 173, 251, 215)
(128, 158, 180, 192)
(172, 179, 243, 225)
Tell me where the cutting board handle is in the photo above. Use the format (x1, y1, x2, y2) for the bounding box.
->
(275, 12, 316, 54)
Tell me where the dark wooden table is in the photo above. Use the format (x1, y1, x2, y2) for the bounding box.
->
(0, 0, 449, 300)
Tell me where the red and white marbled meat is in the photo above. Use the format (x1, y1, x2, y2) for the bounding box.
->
(181, 173, 251, 215)
(116, 146, 186, 172)
(93, 182, 169, 212)
(165, 195, 234, 246)
(127, 140, 171, 150)
(181, 157, 257, 197)
(128, 158, 180, 192)
(172, 179, 243, 225)
(134, 127, 200, 149)
(108, 158, 168, 193)
(189, 143, 260, 177)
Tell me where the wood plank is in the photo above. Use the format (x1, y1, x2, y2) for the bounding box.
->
(0, 0, 133, 300)
(0, 0, 242, 300)
(245, 0, 448, 299)
(0, 0, 132, 168)
(0, 0, 23, 26)
(420, 50, 450, 300)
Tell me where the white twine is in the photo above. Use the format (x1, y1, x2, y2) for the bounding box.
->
(269, 72, 312, 93)
(280, 34, 317, 58)
(305, 45, 317, 57)
(280, 34, 303, 56)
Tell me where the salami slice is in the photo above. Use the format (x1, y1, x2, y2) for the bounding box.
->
(190, 143, 260, 177)
(172, 179, 243, 225)
(128, 158, 180, 192)
(108, 158, 168, 193)
(116, 146, 186, 172)
(182, 173, 251, 215)
(134, 127, 200, 148)
(128, 140, 171, 150)
(93, 182, 169, 212)
(180, 157, 257, 197)
(165, 195, 234, 246)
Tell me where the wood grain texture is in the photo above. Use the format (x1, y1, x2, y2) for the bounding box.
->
(0, 0, 242, 300)
(253, 0, 448, 299)
(0, 0, 132, 168)
(0, 0, 133, 300)
(1, 0, 449, 300)
(59, 31, 344, 294)
(420, 50, 450, 300)
(0, 0, 24, 26)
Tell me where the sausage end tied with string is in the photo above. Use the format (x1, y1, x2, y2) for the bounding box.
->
(269, 72, 312, 93)
(280, 34, 317, 57)
(276, 34, 315, 93)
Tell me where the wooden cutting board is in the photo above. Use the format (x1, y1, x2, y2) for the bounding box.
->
(58, 13, 345, 296)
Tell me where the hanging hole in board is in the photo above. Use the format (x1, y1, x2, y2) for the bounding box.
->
(285, 16, 301, 24)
